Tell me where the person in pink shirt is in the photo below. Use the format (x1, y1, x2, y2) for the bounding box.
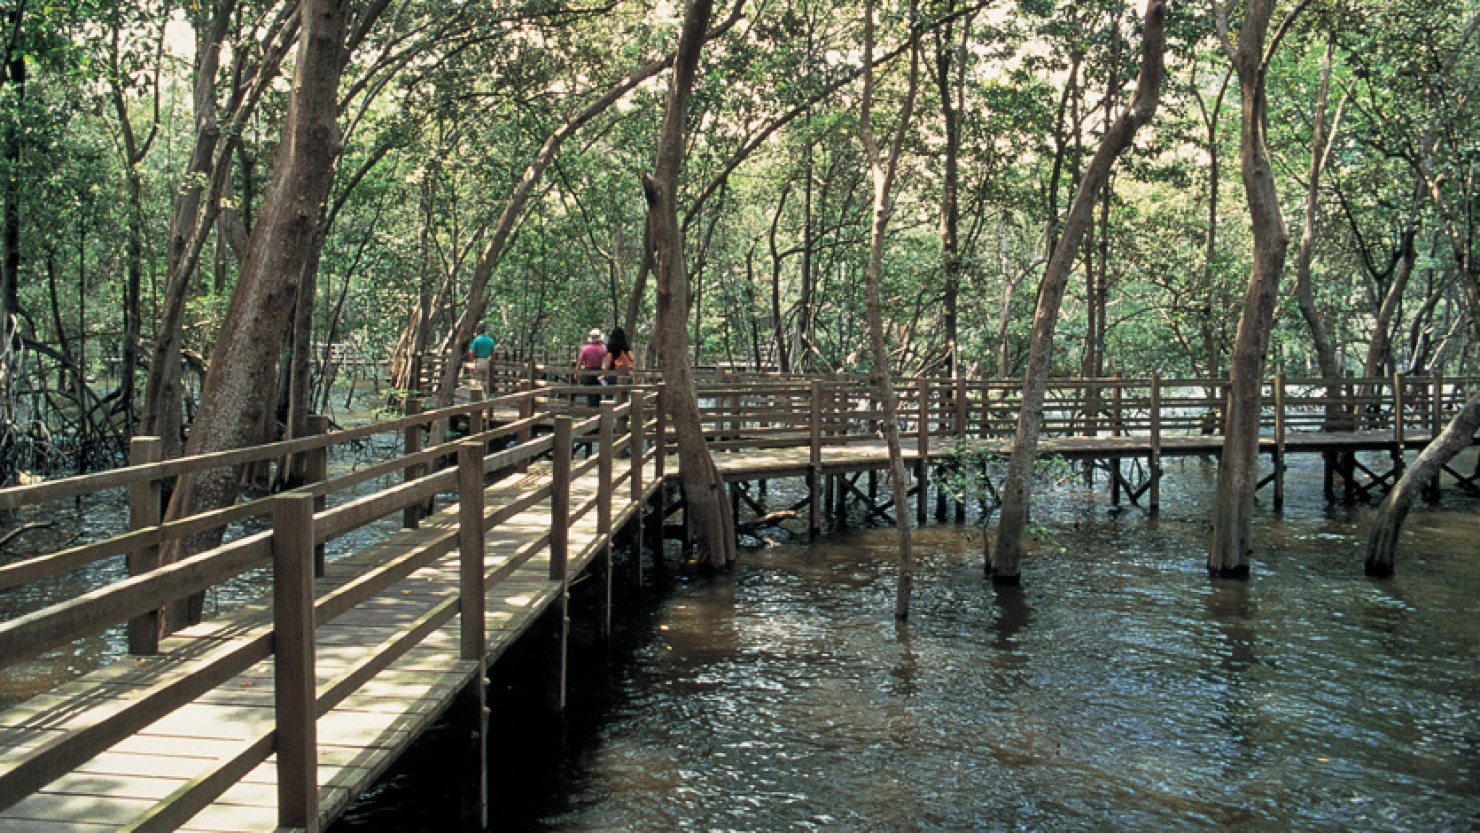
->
(576, 328, 606, 407)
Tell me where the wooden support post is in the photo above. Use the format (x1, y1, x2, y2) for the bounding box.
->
(1149, 376, 1162, 513)
(1342, 371, 1356, 504)
(809, 380, 823, 538)
(403, 398, 423, 529)
(1392, 371, 1405, 482)
(457, 441, 487, 661)
(306, 415, 330, 577)
(653, 388, 669, 556)
(1427, 373, 1444, 501)
(916, 376, 929, 527)
(549, 417, 572, 712)
(454, 438, 489, 829)
(630, 392, 646, 577)
(1273, 373, 1285, 511)
(467, 386, 484, 438)
(598, 403, 615, 639)
(1110, 383, 1122, 506)
(127, 437, 164, 655)
(271, 493, 319, 833)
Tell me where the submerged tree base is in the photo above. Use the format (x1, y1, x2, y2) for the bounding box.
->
(1208, 564, 1251, 579)
(990, 570, 1022, 587)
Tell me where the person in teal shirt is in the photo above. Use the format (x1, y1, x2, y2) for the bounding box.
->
(469, 322, 496, 359)
(468, 322, 496, 388)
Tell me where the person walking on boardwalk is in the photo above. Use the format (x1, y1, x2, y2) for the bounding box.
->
(576, 327, 606, 407)
(467, 322, 496, 389)
(602, 326, 635, 386)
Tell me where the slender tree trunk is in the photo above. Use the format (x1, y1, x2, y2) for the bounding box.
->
(1, 25, 23, 351)
(992, 0, 1166, 582)
(1292, 41, 1344, 431)
(1208, 0, 1298, 576)
(642, 0, 735, 570)
(860, 0, 920, 618)
(932, 16, 962, 379)
(141, 0, 239, 458)
(623, 212, 656, 338)
(159, 0, 356, 631)
(1193, 67, 1231, 385)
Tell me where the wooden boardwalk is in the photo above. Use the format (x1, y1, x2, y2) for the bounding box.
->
(1, 373, 1477, 831)
(0, 457, 656, 832)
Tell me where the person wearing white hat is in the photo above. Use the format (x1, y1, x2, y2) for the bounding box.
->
(576, 328, 607, 407)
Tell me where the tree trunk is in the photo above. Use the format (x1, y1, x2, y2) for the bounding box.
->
(992, 0, 1166, 582)
(159, 0, 355, 631)
(141, 0, 239, 458)
(860, 0, 920, 619)
(932, 16, 962, 380)
(1, 23, 23, 354)
(642, 0, 735, 570)
(1208, 0, 1297, 577)
(1365, 393, 1480, 575)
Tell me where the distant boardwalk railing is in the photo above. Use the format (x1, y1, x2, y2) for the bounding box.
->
(0, 371, 1476, 830)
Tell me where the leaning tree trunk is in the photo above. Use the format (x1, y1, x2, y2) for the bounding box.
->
(642, 0, 735, 570)
(157, 0, 354, 631)
(992, 0, 1166, 582)
(1208, 0, 1296, 577)
(1366, 392, 1480, 575)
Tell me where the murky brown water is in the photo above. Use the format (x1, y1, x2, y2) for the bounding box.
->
(333, 452, 1480, 832)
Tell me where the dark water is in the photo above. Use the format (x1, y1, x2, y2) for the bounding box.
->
(335, 452, 1480, 832)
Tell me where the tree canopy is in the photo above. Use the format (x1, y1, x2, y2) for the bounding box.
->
(1, 0, 1477, 490)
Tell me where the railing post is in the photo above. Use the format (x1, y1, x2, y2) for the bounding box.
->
(272, 493, 318, 832)
(457, 441, 487, 661)
(306, 415, 330, 577)
(1426, 373, 1444, 502)
(1149, 376, 1162, 512)
(1273, 372, 1286, 511)
(127, 436, 164, 655)
(916, 376, 929, 526)
(1392, 371, 1406, 484)
(652, 388, 668, 556)
(517, 386, 535, 473)
(467, 386, 485, 438)
(809, 380, 823, 538)
(551, 417, 572, 583)
(598, 403, 616, 638)
(630, 391, 647, 577)
(403, 398, 423, 529)
(549, 416, 572, 712)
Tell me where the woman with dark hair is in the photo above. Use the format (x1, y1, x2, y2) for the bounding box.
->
(602, 327, 634, 385)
